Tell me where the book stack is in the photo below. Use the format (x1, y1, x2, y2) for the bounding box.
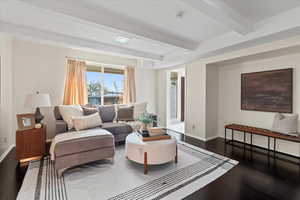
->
(137, 128, 171, 141)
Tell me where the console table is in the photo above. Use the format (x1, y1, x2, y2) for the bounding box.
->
(224, 124, 300, 161)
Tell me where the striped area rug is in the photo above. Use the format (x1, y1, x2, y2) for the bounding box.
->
(17, 142, 238, 200)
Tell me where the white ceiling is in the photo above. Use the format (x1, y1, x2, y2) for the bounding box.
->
(86, 0, 230, 42)
(1, 0, 300, 68)
(222, 0, 300, 23)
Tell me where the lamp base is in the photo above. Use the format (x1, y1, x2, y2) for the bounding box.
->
(35, 107, 44, 124)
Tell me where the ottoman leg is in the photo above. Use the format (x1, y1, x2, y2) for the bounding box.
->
(144, 152, 148, 174)
(175, 145, 178, 164)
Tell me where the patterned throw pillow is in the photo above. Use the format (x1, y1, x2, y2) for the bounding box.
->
(98, 105, 116, 123)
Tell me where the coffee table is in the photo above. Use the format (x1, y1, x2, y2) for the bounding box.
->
(125, 132, 177, 174)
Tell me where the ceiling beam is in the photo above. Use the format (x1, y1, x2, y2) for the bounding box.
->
(0, 21, 163, 61)
(181, 0, 253, 35)
(18, 0, 198, 50)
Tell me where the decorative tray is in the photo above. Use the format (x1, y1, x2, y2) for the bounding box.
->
(138, 130, 171, 141)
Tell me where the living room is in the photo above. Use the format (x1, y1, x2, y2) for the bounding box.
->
(1, 0, 300, 200)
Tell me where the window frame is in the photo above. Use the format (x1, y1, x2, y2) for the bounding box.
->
(86, 65, 125, 106)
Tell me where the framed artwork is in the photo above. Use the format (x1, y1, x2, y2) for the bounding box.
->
(241, 68, 293, 113)
(17, 113, 36, 130)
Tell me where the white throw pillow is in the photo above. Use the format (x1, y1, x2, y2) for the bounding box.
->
(132, 102, 147, 120)
(72, 113, 102, 131)
(271, 113, 298, 136)
(58, 105, 83, 129)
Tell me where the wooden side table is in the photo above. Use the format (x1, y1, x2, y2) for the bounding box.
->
(16, 125, 46, 163)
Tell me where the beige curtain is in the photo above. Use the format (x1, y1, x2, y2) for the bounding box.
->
(123, 66, 136, 104)
(63, 59, 88, 105)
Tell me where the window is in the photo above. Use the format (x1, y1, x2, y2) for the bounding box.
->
(86, 66, 124, 106)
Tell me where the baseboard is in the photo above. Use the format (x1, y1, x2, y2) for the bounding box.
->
(186, 134, 219, 142)
(206, 135, 219, 141)
(185, 134, 206, 142)
(0, 145, 14, 163)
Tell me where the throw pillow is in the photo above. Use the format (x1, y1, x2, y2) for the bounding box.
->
(58, 105, 83, 129)
(132, 102, 147, 120)
(72, 113, 102, 131)
(98, 105, 116, 123)
(271, 113, 298, 136)
(117, 106, 134, 122)
(82, 106, 98, 116)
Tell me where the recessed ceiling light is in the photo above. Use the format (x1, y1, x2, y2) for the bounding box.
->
(176, 11, 185, 19)
(115, 36, 130, 44)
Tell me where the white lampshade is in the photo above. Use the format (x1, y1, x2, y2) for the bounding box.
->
(25, 92, 51, 108)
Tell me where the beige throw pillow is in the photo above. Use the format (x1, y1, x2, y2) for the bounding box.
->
(58, 105, 83, 129)
(132, 102, 147, 120)
(271, 113, 298, 136)
(72, 113, 102, 131)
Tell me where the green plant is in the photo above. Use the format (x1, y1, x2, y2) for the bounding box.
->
(138, 112, 155, 125)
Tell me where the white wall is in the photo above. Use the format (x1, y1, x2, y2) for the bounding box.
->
(217, 53, 300, 156)
(156, 69, 168, 126)
(13, 39, 157, 140)
(185, 61, 207, 140)
(206, 65, 219, 140)
(135, 67, 157, 114)
(0, 35, 14, 158)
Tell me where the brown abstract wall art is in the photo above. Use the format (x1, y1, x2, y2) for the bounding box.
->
(241, 68, 293, 113)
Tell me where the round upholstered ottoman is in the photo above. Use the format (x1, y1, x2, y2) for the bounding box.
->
(125, 132, 177, 174)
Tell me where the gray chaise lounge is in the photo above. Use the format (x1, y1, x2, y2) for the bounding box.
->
(52, 106, 134, 176)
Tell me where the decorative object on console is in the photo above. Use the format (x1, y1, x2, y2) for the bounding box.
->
(16, 113, 36, 130)
(241, 68, 293, 113)
(271, 113, 298, 136)
(25, 92, 51, 123)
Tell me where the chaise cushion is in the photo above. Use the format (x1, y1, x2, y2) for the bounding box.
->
(102, 122, 133, 142)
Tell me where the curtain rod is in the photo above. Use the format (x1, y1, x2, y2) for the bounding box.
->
(65, 56, 126, 68)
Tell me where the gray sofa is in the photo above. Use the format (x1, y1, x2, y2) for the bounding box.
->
(53, 106, 133, 143)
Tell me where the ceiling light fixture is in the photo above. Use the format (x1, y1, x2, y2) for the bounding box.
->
(176, 11, 185, 19)
(115, 36, 130, 44)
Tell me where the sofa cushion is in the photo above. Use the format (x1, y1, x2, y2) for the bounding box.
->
(98, 105, 116, 123)
(271, 113, 298, 136)
(82, 106, 98, 116)
(117, 106, 134, 121)
(102, 122, 133, 142)
(132, 102, 147, 120)
(72, 113, 102, 131)
(58, 105, 83, 129)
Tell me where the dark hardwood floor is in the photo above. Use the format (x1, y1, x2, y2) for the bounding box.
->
(1, 137, 300, 200)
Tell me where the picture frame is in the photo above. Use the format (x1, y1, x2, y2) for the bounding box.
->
(17, 113, 36, 130)
(241, 68, 293, 113)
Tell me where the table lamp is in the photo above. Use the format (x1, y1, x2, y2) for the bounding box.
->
(25, 92, 51, 123)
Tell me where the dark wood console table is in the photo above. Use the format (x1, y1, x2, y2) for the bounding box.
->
(225, 124, 300, 162)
